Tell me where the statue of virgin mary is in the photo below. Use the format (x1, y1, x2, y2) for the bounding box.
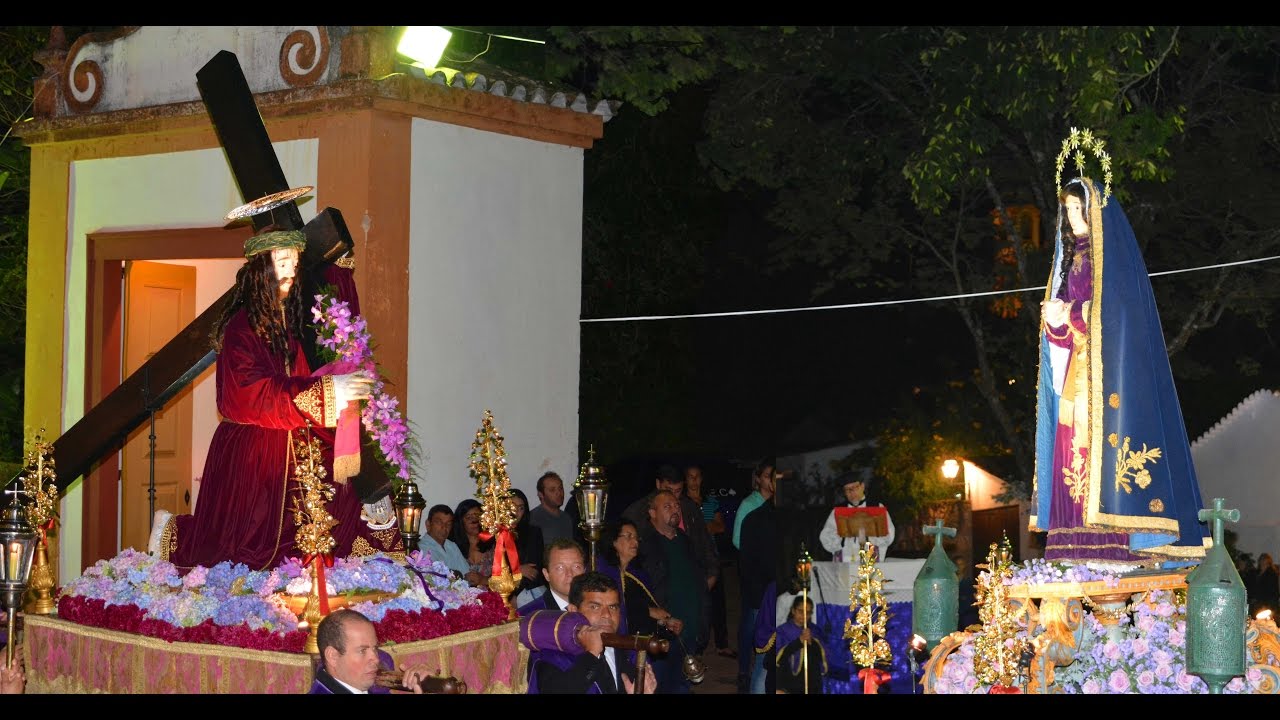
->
(1030, 173, 1209, 570)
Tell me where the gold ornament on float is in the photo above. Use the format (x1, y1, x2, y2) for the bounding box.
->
(468, 410, 518, 621)
(290, 425, 339, 654)
(20, 431, 59, 615)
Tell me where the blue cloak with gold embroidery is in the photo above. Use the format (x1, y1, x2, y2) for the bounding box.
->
(1031, 177, 1209, 565)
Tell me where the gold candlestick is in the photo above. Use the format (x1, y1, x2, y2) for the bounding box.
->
(21, 434, 59, 615)
(299, 556, 325, 654)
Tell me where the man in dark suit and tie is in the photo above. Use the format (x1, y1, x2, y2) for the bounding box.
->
(518, 538, 587, 616)
(528, 572, 658, 694)
(309, 609, 434, 694)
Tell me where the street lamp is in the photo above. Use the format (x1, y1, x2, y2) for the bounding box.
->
(393, 480, 426, 554)
(0, 489, 37, 669)
(941, 459, 964, 500)
(941, 458, 971, 573)
(575, 445, 609, 570)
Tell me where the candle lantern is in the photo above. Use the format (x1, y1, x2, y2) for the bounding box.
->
(0, 492, 37, 668)
(575, 446, 609, 570)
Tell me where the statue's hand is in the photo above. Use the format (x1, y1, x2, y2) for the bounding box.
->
(1042, 299, 1069, 328)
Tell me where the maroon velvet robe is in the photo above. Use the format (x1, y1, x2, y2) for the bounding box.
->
(162, 308, 401, 571)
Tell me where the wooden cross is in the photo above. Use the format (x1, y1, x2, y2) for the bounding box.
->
(1197, 497, 1240, 547)
(923, 519, 956, 548)
(31, 49, 391, 505)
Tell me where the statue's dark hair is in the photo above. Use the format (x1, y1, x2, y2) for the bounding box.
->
(1056, 181, 1090, 297)
(210, 225, 305, 367)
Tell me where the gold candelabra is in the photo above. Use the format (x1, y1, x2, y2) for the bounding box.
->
(21, 432, 59, 615)
(290, 426, 338, 654)
(972, 534, 1027, 689)
(844, 541, 892, 670)
(468, 410, 518, 620)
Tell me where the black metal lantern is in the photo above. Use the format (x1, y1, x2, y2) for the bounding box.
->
(575, 446, 609, 570)
(0, 491, 37, 668)
(393, 480, 426, 553)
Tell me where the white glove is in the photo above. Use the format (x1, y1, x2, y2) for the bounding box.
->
(333, 371, 374, 406)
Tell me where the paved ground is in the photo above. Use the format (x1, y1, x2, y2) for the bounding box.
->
(689, 560, 748, 694)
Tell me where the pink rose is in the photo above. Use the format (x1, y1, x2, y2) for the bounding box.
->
(1108, 669, 1130, 693)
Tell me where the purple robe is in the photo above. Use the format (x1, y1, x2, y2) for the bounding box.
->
(1043, 232, 1140, 563)
(775, 619, 827, 693)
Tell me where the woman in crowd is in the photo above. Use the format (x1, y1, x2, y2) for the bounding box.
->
(450, 499, 494, 588)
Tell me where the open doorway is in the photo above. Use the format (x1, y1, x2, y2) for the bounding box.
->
(83, 228, 248, 568)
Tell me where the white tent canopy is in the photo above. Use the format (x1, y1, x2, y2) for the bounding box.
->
(1191, 389, 1280, 559)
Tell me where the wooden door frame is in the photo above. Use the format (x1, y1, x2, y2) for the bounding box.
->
(82, 228, 250, 569)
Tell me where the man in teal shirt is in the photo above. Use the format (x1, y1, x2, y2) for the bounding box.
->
(732, 459, 775, 549)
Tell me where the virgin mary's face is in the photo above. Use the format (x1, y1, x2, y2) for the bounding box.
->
(1064, 195, 1089, 237)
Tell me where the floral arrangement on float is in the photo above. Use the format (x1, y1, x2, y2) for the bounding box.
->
(311, 292, 418, 483)
(926, 553, 1274, 694)
(57, 549, 508, 652)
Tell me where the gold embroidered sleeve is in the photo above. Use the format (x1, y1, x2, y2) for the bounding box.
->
(293, 376, 338, 428)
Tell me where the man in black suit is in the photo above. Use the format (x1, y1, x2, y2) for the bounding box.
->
(309, 609, 433, 694)
(518, 538, 587, 616)
(530, 572, 658, 694)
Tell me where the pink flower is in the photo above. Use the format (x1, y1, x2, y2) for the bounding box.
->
(1136, 615, 1155, 633)
(1131, 638, 1150, 657)
(1103, 641, 1122, 661)
(1168, 629, 1184, 648)
(1136, 670, 1155, 689)
(1154, 663, 1173, 681)
(1108, 669, 1130, 693)
(1082, 678, 1103, 694)
(1175, 669, 1196, 692)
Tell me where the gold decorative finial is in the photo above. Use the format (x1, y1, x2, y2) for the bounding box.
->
(468, 410, 518, 620)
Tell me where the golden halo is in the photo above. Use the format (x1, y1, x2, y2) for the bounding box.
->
(224, 185, 314, 222)
(1054, 127, 1112, 207)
